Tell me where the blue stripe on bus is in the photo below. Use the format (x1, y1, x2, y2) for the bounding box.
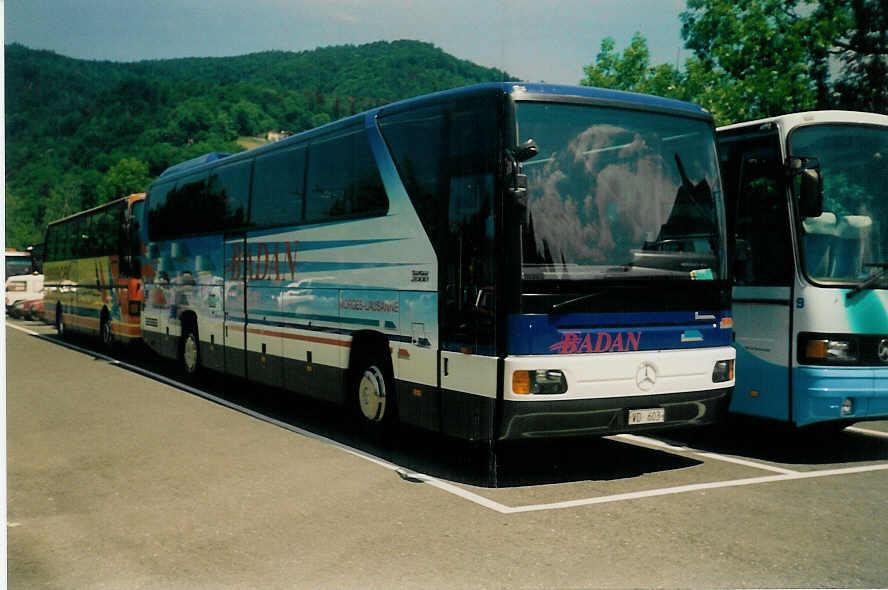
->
(60, 304, 102, 319)
(508, 311, 732, 355)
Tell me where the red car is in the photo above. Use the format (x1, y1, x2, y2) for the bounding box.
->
(11, 297, 44, 321)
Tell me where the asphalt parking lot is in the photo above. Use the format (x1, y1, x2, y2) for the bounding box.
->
(7, 318, 888, 588)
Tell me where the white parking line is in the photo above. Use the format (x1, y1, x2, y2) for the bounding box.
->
(847, 426, 888, 439)
(13, 321, 888, 515)
(7, 322, 40, 337)
(498, 463, 888, 514)
(615, 433, 799, 474)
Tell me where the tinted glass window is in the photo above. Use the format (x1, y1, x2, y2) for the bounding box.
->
(52, 222, 69, 261)
(149, 170, 251, 240)
(351, 132, 388, 217)
(515, 102, 722, 281)
(306, 127, 387, 222)
(719, 132, 792, 286)
(207, 161, 251, 229)
(379, 104, 447, 243)
(380, 95, 499, 354)
(307, 132, 354, 221)
(128, 200, 144, 276)
(146, 181, 177, 241)
(92, 202, 124, 256)
(74, 216, 88, 258)
(252, 146, 306, 227)
(44, 227, 58, 262)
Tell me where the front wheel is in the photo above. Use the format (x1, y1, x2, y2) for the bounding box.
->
(179, 323, 201, 380)
(353, 354, 397, 437)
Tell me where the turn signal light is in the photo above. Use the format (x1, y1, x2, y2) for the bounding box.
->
(712, 359, 734, 383)
(513, 371, 531, 395)
(512, 370, 568, 395)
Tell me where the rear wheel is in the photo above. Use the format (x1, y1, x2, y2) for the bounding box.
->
(100, 310, 113, 351)
(56, 305, 66, 339)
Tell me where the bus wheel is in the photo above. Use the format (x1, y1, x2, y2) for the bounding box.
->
(56, 305, 66, 339)
(179, 323, 201, 379)
(354, 355, 397, 435)
(100, 310, 113, 351)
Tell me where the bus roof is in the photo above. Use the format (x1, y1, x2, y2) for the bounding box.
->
(152, 82, 713, 184)
(375, 82, 710, 118)
(717, 110, 888, 135)
(45, 193, 146, 228)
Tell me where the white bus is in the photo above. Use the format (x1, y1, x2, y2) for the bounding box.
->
(718, 111, 888, 427)
(140, 83, 735, 441)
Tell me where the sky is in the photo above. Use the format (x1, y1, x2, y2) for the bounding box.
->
(4, 0, 688, 85)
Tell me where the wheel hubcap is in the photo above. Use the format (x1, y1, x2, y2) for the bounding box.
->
(183, 334, 199, 373)
(102, 321, 111, 346)
(358, 366, 386, 422)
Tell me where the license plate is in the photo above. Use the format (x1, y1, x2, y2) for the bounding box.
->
(628, 408, 665, 425)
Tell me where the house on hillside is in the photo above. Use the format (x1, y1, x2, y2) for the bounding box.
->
(265, 130, 291, 142)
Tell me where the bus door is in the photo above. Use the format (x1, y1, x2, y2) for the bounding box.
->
(224, 234, 247, 378)
(244, 236, 283, 388)
(731, 152, 795, 420)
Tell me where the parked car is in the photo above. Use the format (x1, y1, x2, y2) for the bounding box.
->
(12, 297, 45, 321)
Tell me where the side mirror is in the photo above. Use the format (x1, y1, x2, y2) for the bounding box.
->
(513, 139, 539, 163)
(798, 168, 823, 218)
(787, 156, 823, 218)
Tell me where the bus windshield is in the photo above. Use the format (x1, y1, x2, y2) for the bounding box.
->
(515, 102, 723, 283)
(791, 124, 888, 284)
(5, 254, 33, 278)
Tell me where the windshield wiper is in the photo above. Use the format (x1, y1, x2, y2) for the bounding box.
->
(846, 262, 888, 300)
(551, 291, 604, 313)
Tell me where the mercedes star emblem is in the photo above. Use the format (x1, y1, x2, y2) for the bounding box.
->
(878, 339, 888, 363)
(635, 362, 658, 391)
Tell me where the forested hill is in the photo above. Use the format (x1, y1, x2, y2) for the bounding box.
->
(5, 41, 512, 248)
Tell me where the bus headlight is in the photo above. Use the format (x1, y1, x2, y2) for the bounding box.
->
(712, 359, 734, 383)
(512, 370, 568, 395)
(800, 335, 859, 364)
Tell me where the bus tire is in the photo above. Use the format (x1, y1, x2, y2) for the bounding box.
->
(100, 309, 113, 351)
(56, 305, 66, 339)
(352, 351, 397, 436)
(179, 321, 201, 380)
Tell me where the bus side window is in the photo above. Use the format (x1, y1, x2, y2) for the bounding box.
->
(380, 97, 499, 355)
(306, 126, 387, 223)
(735, 155, 793, 286)
(208, 160, 252, 230)
(252, 147, 306, 228)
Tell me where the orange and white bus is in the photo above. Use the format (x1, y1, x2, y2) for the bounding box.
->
(43, 193, 146, 348)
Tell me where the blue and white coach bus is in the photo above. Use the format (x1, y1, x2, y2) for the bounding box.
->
(140, 83, 735, 441)
(718, 111, 888, 427)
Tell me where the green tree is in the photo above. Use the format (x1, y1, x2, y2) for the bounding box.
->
(45, 175, 84, 223)
(680, 0, 888, 117)
(581, 34, 684, 99)
(822, 0, 888, 112)
(6, 188, 44, 248)
(99, 157, 151, 202)
(680, 0, 824, 122)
